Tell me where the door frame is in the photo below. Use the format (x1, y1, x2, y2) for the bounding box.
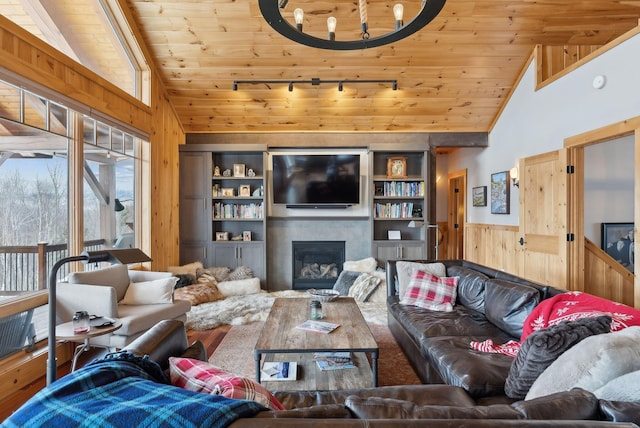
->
(564, 116, 640, 307)
(447, 169, 467, 260)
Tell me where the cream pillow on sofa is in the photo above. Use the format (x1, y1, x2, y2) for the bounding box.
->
(526, 326, 640, 400)
(120, 277, 178, 305)
(68, 264, 131, 302)
(395, 261, 446, 297)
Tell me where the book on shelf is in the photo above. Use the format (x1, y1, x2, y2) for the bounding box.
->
(295, 320, 340, 334)
(261, 361, 297, 381)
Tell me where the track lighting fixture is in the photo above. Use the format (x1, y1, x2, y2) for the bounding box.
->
(232, 78, 398, 91)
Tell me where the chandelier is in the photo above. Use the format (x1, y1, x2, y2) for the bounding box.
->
(259, 0, 447, 50)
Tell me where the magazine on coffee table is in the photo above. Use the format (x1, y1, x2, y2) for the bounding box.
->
(261, 361, 297, 381)
(295, 320, 340, 334)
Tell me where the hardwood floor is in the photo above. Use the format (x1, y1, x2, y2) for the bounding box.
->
(187, 324, 231, 357)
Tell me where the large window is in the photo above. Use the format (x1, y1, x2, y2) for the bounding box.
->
(0, 0, 150, 363)
(0, 79, 145, 357)
(83, 117, 139, 251)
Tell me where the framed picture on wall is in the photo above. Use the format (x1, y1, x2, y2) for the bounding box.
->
(601, 222, 634, 273)
(490, 171, 510, 214)
(472, 186, 487, 207)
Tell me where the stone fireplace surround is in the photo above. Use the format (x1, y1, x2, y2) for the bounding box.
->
(267, 217, 371, 291)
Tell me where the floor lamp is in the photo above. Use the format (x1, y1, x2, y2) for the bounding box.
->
(47, 248, 152, 385)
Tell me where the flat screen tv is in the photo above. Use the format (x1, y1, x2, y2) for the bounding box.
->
(272, 154, 361, 207)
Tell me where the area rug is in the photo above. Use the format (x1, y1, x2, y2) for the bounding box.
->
(187, 290, 388, 330)
(208, 322, 421, 387)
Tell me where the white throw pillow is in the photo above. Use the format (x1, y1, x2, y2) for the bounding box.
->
(343, 257, 378, 273)
(216, 277, 261, 297)
(120, 277, 178, 305)
(593, 370, 640, 402)
(525, 327, 640, 400)
(395, 261, 446, 297)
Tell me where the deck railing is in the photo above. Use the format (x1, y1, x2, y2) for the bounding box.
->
(0, 240, 106, 293)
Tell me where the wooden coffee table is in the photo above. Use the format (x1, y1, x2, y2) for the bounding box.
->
(254, 297, 378, 390)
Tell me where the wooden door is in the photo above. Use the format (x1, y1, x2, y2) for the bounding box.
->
(447, 170, 466, 259)
(518, 150, 570, 288)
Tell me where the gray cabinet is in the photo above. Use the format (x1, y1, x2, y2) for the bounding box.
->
(211, 242, 265, 280)
(179, 152, 212, 265)
(373, 241, 426, 263)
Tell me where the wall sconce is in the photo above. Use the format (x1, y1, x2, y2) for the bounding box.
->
(510, 166, 519, 188)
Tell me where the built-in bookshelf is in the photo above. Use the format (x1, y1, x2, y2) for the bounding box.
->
(179, 146, 267, 283)
(371, 151, 428, 263)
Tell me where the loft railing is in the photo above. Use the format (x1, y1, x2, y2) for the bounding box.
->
(0, 240, 106, 293)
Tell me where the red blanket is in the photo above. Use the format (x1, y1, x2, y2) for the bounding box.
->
(470, 291, 640, 357)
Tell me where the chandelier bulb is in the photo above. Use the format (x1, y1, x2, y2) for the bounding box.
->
(293, 8, 304, 31)
(327, 16, 337, 40)
(393, 3, 404, 29)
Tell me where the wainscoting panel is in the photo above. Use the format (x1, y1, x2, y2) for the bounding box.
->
(584, 238, 635, 307)
(464, 223, 521, 277)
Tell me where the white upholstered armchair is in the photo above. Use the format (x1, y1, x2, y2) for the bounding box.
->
(56, 264, 191, 348)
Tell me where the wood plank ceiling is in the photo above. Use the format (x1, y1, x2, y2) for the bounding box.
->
(2, 0, 640, 136)
(123, 0, 640, 134)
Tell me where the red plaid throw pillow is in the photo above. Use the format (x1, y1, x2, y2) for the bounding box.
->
(400, 269, 459, 312)
(169, 357, 285, 410)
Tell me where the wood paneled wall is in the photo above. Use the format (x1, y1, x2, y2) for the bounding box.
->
(0, 16, 151, 135)
(536, 45, 602, 85)
(147, 80, 184, 271)
(584, 238, 635, 307)
(465, 224, 636, 307)
(464, 223, 521, 276)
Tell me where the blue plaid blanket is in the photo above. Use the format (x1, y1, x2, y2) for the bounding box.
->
(2, 352, 265, 428)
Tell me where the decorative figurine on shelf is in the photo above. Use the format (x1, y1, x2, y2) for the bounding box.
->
(213, 166, 221, 177)
(247, 168, 256, 177)
(222, 168, 232, 177)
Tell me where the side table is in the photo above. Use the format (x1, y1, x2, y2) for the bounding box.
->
(56, 320, 121, 371)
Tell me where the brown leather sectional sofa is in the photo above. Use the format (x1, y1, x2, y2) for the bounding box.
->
(125, 316, 640, 427)
(386, 259, 566, 401)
